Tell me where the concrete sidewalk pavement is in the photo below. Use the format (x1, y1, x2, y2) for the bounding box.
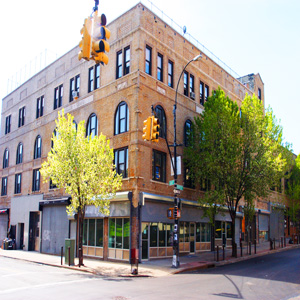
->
(1, 241, 299, 277)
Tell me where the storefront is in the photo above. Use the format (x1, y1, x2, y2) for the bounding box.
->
(139, 192, 241, 260)
(258, 209, 270, 242)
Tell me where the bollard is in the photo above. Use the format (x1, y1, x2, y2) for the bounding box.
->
(254, 239, 256, 254)
(68, 246, 71, 266)
(216, 246, 219, 262)
(273, 238, 276, 250)
(61, 246, 63, 265)
(223, 245, 225, 261)
(240, 241, 243, 257)
(249, 242, 251, 255)
(281, 237, 283, 248)
(284, 236, 286, 247)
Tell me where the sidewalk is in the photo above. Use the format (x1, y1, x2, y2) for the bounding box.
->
(1, 241, 299, 278)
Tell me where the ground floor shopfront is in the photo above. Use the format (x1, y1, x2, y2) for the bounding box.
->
(8, 191, 242, 262)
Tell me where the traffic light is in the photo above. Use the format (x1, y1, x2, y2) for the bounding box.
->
(142, 117, 151, 141)
(78, 17, 92, 61)
(91, 13, 111, 65)
(151, 116, 160, 142)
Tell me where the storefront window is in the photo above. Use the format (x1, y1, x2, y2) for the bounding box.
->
(206, 224, 211, 242)
(116, 218, 123, 248)
(83, 219, 87, 246)
(159, 223, 166, 247)
(196, 223, 201, 242)
(215, 221, 222, 239)
(150, 223, 158, 247)
(88, 219, 95, 246)
(184, 222, 189, 242)
(226, 222, 232, 239)
(201, 223, 206, 242)
(109, 219, 116, 248)
(179, 223, 184, 243)
(96, 219, 103, 247)
(123, 218, 130, 249)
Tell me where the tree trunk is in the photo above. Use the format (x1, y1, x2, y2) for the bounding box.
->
(78, 206, 85, 267)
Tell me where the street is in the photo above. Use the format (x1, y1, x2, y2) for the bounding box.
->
(0, 248, 299, 300)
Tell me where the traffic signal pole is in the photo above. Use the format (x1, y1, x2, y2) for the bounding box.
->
(171, 54, 202, 268)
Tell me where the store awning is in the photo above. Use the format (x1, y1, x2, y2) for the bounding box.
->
(0, 208, 9, 214)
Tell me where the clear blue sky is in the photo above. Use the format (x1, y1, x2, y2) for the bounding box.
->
(1, 0, 299, 154)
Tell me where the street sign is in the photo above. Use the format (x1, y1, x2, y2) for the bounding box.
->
(169, 180, 175, 186)
(177, 184, 183, 191)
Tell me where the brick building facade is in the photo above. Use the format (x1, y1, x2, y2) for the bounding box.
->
(0, 3, 286, 261)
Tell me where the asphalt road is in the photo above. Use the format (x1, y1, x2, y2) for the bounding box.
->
(0, 248, 299, 300)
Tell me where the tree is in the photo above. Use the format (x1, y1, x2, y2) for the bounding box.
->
(285, 156, 300, 234)
(41, 111, 122, 266)
(185, 88, 293, 256)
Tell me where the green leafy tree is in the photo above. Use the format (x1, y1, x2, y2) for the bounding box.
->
(285, 156, 300, 233)
(185, 88, 292, 256)
(41, 111, 122, 266)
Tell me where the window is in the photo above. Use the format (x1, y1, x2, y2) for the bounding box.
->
(200, 82, 204, 105)
(124, 46, 130, 75)
(108, 218, 130, 249)
(18, 106, 26, 127)
(15, 173, 22, 194)
(32, 169, 40, 192)
(152, 150, 166, 182)
(36, 96, 44, 119)
(114, 102, 129, 135)
(34, 135, 42, 159)
(116, 46, 130, 79)
(168, 60, 174, 88)
(54, 84, 63, 109)
(184, 120, 192, 147)
(88, 64, 100, 92)
(205, 85, 209, 101)
(16, 143, 23, 164)
(189, 75, 195, 99)
(51, 129, 59, 149)
(184, 71, 189, 96)
(1, 177, 7, 196)
(154, 105, 166, 139)
(86, 113, 98, 138)
(157, 53, 163, 82)
(258, 88, 262, 100)
(114, 147, 128, 178)
(49, 179, 57, 190)
(145, 45, 152, 75)
(200, 178, 211, 191)
(116, 50, 123, 79)
(5, 115, 11, 135)
(69, 75, 80, 102)
(3, 149, 9, 169)
(184, 165, 194, 189)
(83, 219, 104, 247)
(196, 223, 211, 242)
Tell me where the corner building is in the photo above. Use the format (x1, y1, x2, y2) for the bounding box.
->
(1, 3, 279, 261)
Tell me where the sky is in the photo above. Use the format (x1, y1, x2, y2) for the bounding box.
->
(1, 0, 299, 154)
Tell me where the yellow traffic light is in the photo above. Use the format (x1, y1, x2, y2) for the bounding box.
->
(78, 17, 92, 61)
(142, 117, 151, 141)
(91, 13, 111, 65)
(151, 116, 160, 142)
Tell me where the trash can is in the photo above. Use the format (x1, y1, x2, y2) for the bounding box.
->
(65, 239, 75, 266)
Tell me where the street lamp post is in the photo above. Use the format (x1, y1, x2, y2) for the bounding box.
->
(172, 54, 202, 268)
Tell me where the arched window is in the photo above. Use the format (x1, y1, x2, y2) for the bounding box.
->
(154, 105, 166, 139)
(3, 148, 9, 169)
(16, 143, 23, 164)
(86, 113, 98, 138)
(184, 119, 193, 147)
(34, 135, 42, 159)
(114, 101, 129, 135)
